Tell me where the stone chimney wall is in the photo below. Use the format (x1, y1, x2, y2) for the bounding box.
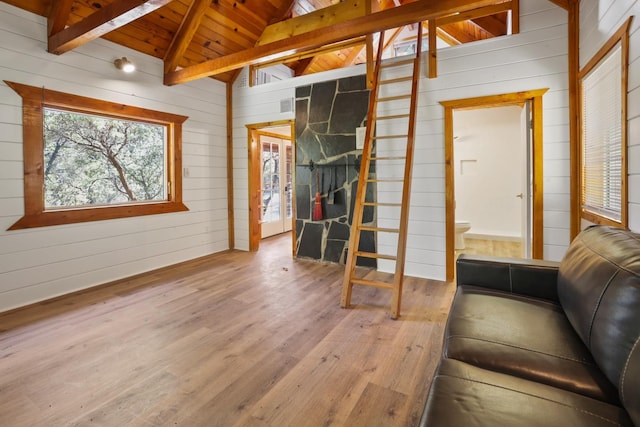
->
(295, 75, 376, 267)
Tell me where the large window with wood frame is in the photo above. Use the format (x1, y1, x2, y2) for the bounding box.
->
(6, 81, 188, 230)
(579, 20, 631, 227)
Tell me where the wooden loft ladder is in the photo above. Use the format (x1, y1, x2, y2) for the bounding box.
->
(340, 26, 422, 319)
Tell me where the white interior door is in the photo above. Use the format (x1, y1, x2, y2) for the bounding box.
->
(520, 101, 533, 258)
(261, 136, 292, 238)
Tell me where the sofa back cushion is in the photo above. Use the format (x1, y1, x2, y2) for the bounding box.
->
(622, 342, 640, 426)
(558, 226, 640, 423)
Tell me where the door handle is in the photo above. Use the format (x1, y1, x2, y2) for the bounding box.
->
(516, 193, 524, 199)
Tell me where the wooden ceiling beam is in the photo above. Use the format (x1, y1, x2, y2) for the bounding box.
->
(390, 0, 415, 30)
(436, 27, 462, 46)
(343, 43, 366, 67)
(164, 0, 211, 73)
(439, 22, 477, 44)
(245, 0, 308, 82)
(293, 58, 315, 76)
(420, 20, 462, 45)
(416, 2, 514, 46)
(257, 0, 366, 46)
(471, 14, 507, 37)
(436, 1, 512, 26)
(229, 68, 243, 85)
(48, 0, 175, 55)
(47, 0, 73, 37)
(165, 0, 502, 85)
(255, 36, 367, 69)
(268, 0, 296, 25)
(342, 34, 409, 68)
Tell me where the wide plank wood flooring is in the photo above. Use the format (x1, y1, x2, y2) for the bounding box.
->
(0, 234, 455, 427)
(458, 237, 522, 258)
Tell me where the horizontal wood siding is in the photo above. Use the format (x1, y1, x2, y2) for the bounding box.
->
(232, 66, 366, 251)
(378, 0, 570, 278)
(0, 3, 228, 312)
(406, 0, 570, 279)
(579, 0, 640, 231)
(234, 0, 571, 280)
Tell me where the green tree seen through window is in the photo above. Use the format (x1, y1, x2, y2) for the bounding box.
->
(43, 108, 166, 208)
(6, 81, 188, 230)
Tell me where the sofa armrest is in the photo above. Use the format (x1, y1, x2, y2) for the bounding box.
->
(456, 254, 561, 302)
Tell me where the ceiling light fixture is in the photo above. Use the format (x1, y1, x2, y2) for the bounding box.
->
(114, 57, 135, 73)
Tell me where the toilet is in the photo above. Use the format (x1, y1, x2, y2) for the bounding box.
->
(455, 220, 471, 250)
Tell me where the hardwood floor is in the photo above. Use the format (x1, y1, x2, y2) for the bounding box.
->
(457, 237, 523, 258)
(0, 233, 455, 427)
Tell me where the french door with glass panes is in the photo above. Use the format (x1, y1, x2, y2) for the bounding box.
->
(260, 136, 292, 238)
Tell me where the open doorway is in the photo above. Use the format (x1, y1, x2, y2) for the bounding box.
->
(260, 131, 293, 238)
(247, 121, 295, 254)
(441, 89, 547, 281)
(453, 105, 529, 258)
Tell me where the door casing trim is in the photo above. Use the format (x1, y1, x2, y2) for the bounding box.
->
(441, 89, 548, 281)
(246, 120, 296, 254)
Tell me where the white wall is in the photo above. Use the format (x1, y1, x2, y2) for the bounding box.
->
(234, 0, 571, 280)
(0, 3, 228, 312)
(376, 0, 570, 278)
(232, 65, 367, 251)
(579, 0, 640, 232)
(453, 106, 524, 239)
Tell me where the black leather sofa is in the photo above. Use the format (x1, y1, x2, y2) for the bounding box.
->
(420, 225, 640, 426)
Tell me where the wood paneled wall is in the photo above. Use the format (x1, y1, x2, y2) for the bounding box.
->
(234, 0, 572, 280)
(0, 2, 228, 312)
(232, 65, 366, 251)
(399, 0, 571, 279)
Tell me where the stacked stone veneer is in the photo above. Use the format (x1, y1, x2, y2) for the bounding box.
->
(295, 75, 376, 267)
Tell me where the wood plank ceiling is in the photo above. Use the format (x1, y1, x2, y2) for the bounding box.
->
(2, 0, 516, 85)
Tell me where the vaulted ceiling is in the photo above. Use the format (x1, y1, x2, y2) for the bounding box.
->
(2, 0, 518, 85)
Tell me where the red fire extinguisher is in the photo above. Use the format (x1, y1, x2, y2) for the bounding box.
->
(313, 169, 323, 221)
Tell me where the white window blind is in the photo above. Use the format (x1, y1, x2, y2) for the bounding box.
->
(581, 43, 623, 222)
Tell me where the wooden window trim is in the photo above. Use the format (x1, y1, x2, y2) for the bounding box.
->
(577, 18, 632, 228)
(6, 81, 189, 230)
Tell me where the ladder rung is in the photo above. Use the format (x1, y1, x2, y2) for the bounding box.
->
(377, 95, 411, 102)
(370, 156, 406, 160)
(341, 26, 422, 320)
(372, 134, 408, 140)
(366, 178, 404, 183)
(363, 202, 402, 207)
(351, 278, 394, 290)
(376, 114, 410, 121)
(355, 251, 397, 261)
(359, 226, 400, 233)
(380, 58, 415, 68)
(380, 76, 413, 85)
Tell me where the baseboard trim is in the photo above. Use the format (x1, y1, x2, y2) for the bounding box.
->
(0, 249, 233, 316)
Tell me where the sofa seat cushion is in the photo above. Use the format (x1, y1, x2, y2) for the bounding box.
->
(443, 285, 619, 403)
(419, 359, 634, 427)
